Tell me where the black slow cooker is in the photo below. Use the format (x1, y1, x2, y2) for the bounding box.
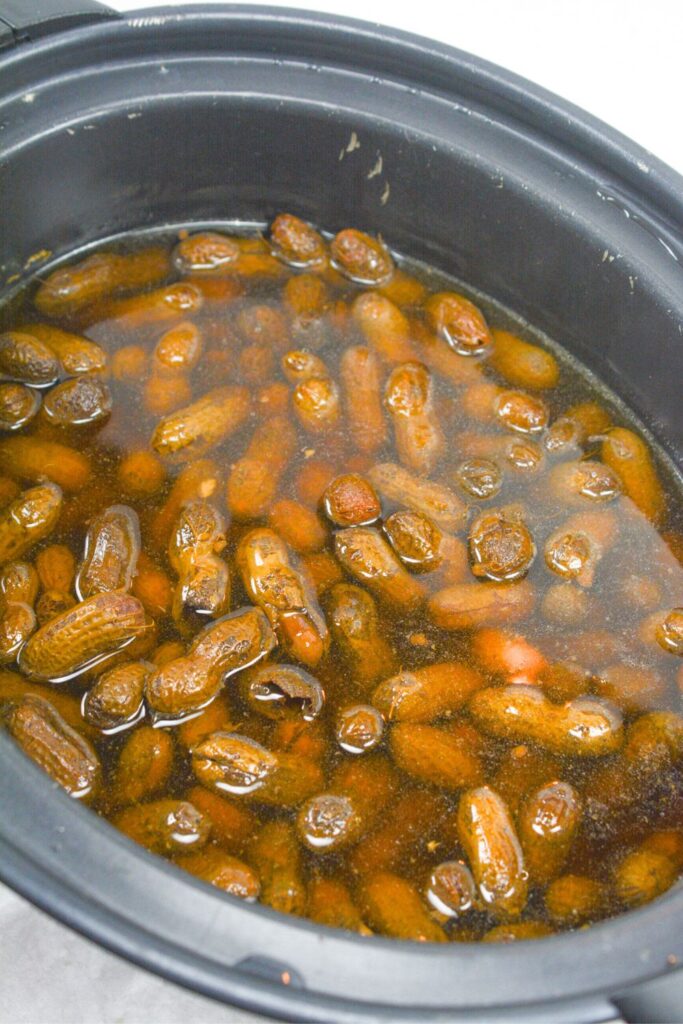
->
(0, 3, 682, 1021)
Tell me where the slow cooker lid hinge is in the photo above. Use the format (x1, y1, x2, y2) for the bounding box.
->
(0, 0, 117, 49)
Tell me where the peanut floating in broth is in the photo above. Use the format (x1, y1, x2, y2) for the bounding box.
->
(0, 215, 679, 945)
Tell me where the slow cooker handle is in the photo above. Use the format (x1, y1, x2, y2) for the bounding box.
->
(0, 0, 117, 46)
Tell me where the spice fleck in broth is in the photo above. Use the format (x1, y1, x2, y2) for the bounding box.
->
(0, 216, 682, 942)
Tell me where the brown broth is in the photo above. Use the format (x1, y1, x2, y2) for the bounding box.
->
(1, 218, 682, 943)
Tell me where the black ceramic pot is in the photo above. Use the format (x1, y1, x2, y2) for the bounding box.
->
(0, 4, 682, 1021)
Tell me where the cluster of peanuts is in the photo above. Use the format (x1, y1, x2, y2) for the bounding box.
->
(0, 213, 682, 942)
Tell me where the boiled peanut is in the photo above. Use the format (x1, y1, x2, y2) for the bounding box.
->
(240, 663, 324, 722)
(0, 437, 90, 492)
(339, 345, 387, 454)
(331, 230, 393, 285)
(8, 694, 100, 800)
(458, 786, 527, 917)
(186, 785, 256, 852)
(614, 846, 677, 907)
(0, 483, 62, 566)
(425, 291, 492, 356)
(359, 872, 446, 942)
(336, 704, 385, 753)
(545, 874, 605, 924)
(152, 386, 251, 462)
(76, 504, 140, 599)
(227, 415, 297, 520)
(470, 685, 623, 756)
(19, 591, 148, 682)
(115, 799, 210, 854)
(373, 662, 483, 723)
(334, 526, 425, 610)
(489, 328, 559, 389)
(323, 474, 381, 527)
(250, 821, 305, 916)
(368, 462, 466, 531)
(270, 214, 326, 268)
(42, 376, 112, 427)
(426, 860, 477, 918)
(99, 282, 203, 327)
(35, 248, 170, 315)
(307, 878, 370, 933)
(292, 375, 340, 433)
(390, 722, 483, 790)
(268, 500, 327, 555)
(518, 780, 582, 884)
(384, 361, 444, 473)
(173, 232, 239, 273)
(602, 427, 665, 524)
(111, 725, 175, 805)
(0, 383, 41, 431)
(20, 324, 107, 375)
(325, 583, 397, 686)
(175, 848, 259, 900)
(469, 508, 536, 581)
(546, 460, 622, 505)
(82, 660, 149, 732)
(237, 528, 328, 667)
(0, 331, 59, 388)
(352, 293, 416, 364)
(454, 457, 503, 500)
(428, 579, 534, 630)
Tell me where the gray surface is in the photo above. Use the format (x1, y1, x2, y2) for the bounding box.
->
(0, 884, 270, 1024)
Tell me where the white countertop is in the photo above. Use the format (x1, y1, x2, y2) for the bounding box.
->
(2, 2, 681, 1022)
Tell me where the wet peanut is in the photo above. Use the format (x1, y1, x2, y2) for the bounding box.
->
(292, 375, 340, 433)
(425, 292, 492, 357)
(640, 607, 683, 656)
(172, 232, 240, 273)
(483, 922, 552, 942)
(117, 450, 166, 499)
(270, 214, 326, 268)
(284, 274, 328, 319)
(546, 460, 622, 505)
(42, 376, 112, 427)
(339, 346, 387, 454)
(151, 386, 251, 462)
(458, 786, 527, 918)
(426, 861, 477, 918)
(268, 499, 327, 554)
(240, 663, 324, 722)
(352, 293, 417, 364)
(331, 230, 393, 285)
(76, 504, 140, 599)
(471, 628, 547, 686)
(469, 508, 536, 581)
(227, 415, 297, 520)
(237, 528, 328, 667)
(0, 331, 59, 388)
(602, 427, 665, 524)
(614, 846, 677, 907)
(111, 344, 147, 382)
(384, 361, 444, 473)
(428, 579, 535, 629)
(100, 282, 203, 327)
(489, 328, 559, 389)
(250, 821, 306, 916)
(455, 457, 503, 500)
(281, 349, 328, 384)
(186, 785, 256, 852)
(390, 722, 483, 790)
(21, 323, 107, 375)
(545, 874, 605, 924)
(334, 526, 425, 610)
(624, 711, 683, 769)
(470, 685, 623, 756)
(0, 383, 41, 431)
(145, 606, 276, 720)
(325, 583, 397, 687)
(8, 694, 100, 800)
(111, 725, 175, 805)
(308, 877, 370, 933)
(115, 799, 210, 854)
(373, 662, 483, 723)
(0, 483, 62, 566)
(19, 591, 148, 683)
(323, 474, 382, 528)
(0, 436, 90, 492)
(518, 780, 582, 884)
(297, 793, 364, 853)
(383, 510, 444, 573)
(593, 664, 668, 714)
(192, 732, 277, 796)
(150, 458, 221, 550)
(368, 462, 466, 531)
(495, 390, 549, 434)
(360, 872, 446, 942)
(564, 400, 612, 441)
(82, 660, 149, 732)
(35, 248, 170, 315)
(168, 500, 229, 629)
(336, 704, 385, 753)
(175, 848, 259, 900)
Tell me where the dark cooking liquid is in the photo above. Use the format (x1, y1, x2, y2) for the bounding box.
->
(1, 218, 682, 943)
